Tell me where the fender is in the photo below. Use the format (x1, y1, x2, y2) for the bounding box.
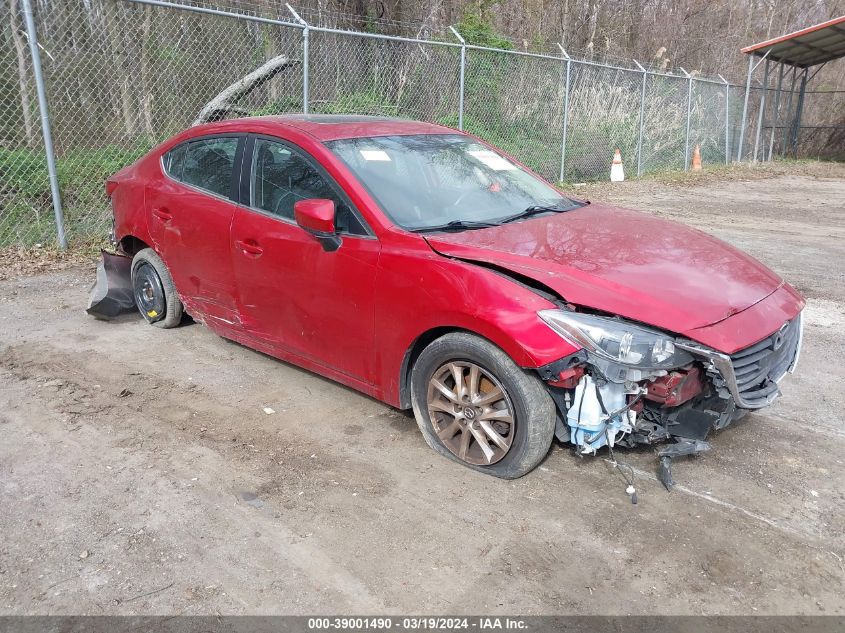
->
(373, 238, 580, 407)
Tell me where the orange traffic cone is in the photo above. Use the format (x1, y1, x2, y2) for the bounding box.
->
(610, 149, 625, 182)
(692, 144, 702, 171)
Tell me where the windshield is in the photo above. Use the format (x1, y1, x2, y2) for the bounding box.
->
(326, 134, 582, 231)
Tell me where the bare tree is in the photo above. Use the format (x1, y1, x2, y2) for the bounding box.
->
(9, 0, 34, 145)
(140, 3, 154, 136)
(103, 0, 137, 136)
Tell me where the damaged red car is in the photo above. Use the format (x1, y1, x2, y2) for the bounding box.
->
(97, 115, 804, 486)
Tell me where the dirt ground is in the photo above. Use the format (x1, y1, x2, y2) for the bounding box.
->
(1, 163, 844, 616)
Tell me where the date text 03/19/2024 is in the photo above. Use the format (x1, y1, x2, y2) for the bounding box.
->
(306, 617, 528, 630)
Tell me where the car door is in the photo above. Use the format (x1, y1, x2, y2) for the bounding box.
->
(147, 135, 243, 326)
(230, 135, 381, 384)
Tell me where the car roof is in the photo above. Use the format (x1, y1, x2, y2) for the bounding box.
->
(200, 114, 458, 142)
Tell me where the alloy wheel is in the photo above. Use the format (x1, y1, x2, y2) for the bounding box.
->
(426, 361, 516, 465)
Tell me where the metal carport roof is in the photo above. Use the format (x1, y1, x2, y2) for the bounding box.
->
(741, 15, 845, 67)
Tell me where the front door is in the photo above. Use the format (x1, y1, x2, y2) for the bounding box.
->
(147, 135, 243, 326)
(230, 136, 380, 384)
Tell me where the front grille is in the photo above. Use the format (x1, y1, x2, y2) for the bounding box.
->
(728, 316, 802, 407)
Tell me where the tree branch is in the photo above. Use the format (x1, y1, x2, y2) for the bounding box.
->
(193, 54, 298, 125)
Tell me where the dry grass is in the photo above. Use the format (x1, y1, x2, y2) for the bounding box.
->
(0, 244, 101, 282)
(565, 159, 845, 201)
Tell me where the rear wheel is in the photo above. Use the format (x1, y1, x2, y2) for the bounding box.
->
(410, 332, 555, 479)
(131, 248, 183, 328)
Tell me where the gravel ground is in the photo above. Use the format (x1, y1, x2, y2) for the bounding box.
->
(1, 164, 844, 616)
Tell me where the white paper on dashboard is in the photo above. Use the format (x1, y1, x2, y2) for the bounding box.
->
(468, 150, 517, 171)
(360, 149, 392, 161)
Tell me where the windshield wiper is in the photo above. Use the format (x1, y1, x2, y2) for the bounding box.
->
(499, 203, 577, 224)
(411, 219, 499, 233)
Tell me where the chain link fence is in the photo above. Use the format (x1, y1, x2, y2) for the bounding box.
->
(1, 1, 50, 246)
(463, 48, 564, 179)
(1, 0, 841, 248)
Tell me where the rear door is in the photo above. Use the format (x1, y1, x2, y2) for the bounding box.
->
(230, 135, 380, 384)
(147, 135, 244, 326)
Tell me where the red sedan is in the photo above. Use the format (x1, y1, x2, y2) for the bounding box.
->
(102, 115, 804, 485)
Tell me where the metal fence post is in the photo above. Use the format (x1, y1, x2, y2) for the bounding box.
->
(680, 67, 692, 170)
(718, 74, 730, 164)
(753, 59, 770, 162)
(20, 0, 67, 249)
(286, 4, 309, 113)
(634, 60, 647, 177)
(557, 45, 571, 182)
(450, 26, 465, 131)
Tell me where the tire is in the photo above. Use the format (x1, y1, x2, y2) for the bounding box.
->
(410, 332, 555, 479)
(131, 248, 183, 329)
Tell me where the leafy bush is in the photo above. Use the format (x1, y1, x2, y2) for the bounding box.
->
(0, 144, 149, 247)
(456, 4, 513, 49)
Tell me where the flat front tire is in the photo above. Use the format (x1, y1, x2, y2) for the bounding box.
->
(410, 332, 556, 479)
(131, 248, 183, 329)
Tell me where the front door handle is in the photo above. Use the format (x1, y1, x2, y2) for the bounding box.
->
(235, 239, 264, 257)
(152, 207, 172, 222)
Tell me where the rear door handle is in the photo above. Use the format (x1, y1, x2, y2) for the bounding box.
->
(152, 207, 172, 222)
(235, 239, 264, 257)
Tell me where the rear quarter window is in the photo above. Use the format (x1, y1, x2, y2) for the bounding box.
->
(162, 144, 187, 180)
(161, 137, 239, 200)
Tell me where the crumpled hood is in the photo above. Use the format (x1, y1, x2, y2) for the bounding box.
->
(424, 203, 786, 336)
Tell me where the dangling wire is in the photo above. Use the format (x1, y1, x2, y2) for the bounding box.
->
(606, 429, 638, 505)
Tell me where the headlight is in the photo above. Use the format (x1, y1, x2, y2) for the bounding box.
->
(538, 309, 693, 369)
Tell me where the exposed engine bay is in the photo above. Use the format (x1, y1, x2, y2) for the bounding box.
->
(537, 310, 803, 494)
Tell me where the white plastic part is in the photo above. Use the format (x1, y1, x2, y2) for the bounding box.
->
(567, 375, 631, 454)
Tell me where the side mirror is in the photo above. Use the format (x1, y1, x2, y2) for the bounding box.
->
(294, 199, 341, 252)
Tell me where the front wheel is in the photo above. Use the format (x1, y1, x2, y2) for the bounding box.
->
(410, 332, 556, 479)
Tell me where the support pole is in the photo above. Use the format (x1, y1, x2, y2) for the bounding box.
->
(781, 66, 798, 157)
(557, 45, 571, 182)
(286, 4, 309, 113)
(21, 0, 66, 249)
(450, 26, 466, 131)
(753, 59, 770, 162)
(718, 74, 730, 164)
(767, 62, 785, 161)
(791, 68, 808, 156)
(680, 67, 692, 170)
(634, 60, 647, 177)
(737, 55, 754, 161)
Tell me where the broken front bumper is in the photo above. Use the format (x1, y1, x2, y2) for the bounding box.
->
(677, 311, 803, 409)
(539, 310, 803, 489)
